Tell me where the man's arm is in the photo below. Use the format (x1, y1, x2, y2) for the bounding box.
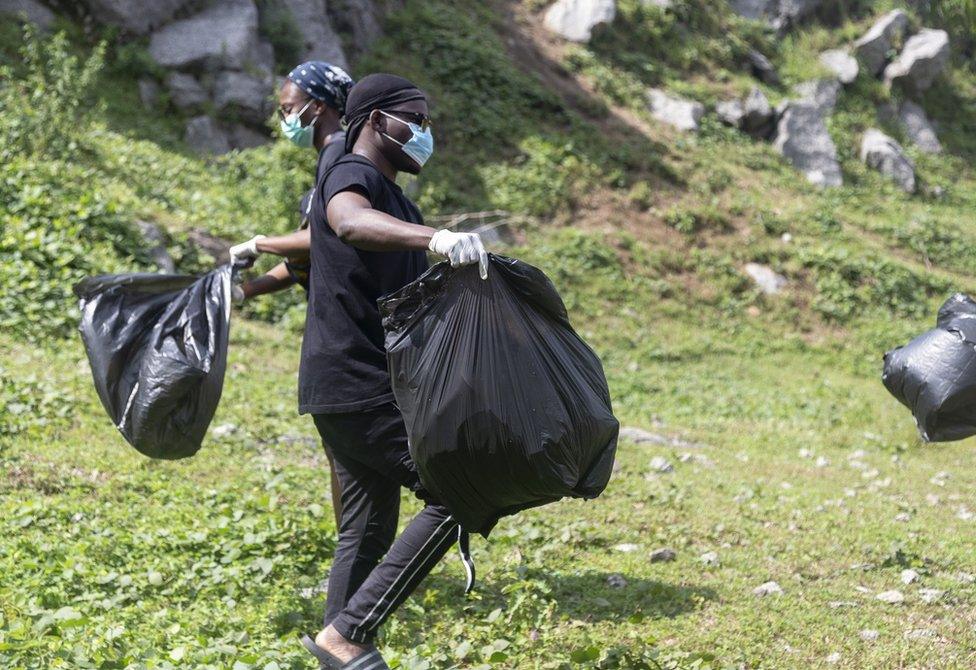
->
(241, 262, 298, 299)
(326, 191, 434, 251)
(255, 228, 310, 256)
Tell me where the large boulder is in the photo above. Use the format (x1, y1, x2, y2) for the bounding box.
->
(819, 49, 858, 84)
(149, 0, 260, 71)
(0, 0, 55, 28)
(329, 0, 386, 57)
(80, 0, 193, 35)
(646, 88, 704, 132)
(860, 128, 915, 193)
(213, 70, 273, 124)
(898, 100, 942, 154)
(543, 0, 615, 43)
(884, 29, 950, 94)
(165, 72, 207, 110)
(793, 78, 841, 114)
(716, 99, 745, 127)
(853, 9, 909, 77)
(280, 0, 348, 69)
(185, 115, 231, 155)
(774, 101, 842, 187)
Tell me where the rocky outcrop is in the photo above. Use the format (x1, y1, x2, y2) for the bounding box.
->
(793, 78, 841, 114)
(884, 29, 950, 93)
(280, 0, 348, 69)
(165, 72, 207, 110)
(898, 100, 942, 154)
(774, 101, 842, 187)
(717, 87, 775, 138)
(0, 0, 55, 28)
(819, 49, 858, 84)
(646, 88, 704, 132)
(853, 9, 909, 77)
(860, 128, 915, 192)
(213, 70, 273, 124)
(148, 0, 260, 70)
(80, 0, 194, 35)
(184, 115, 231, 155)
(543, 0, 615, 42)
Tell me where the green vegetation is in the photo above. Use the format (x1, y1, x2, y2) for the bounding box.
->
(3, 0, 976, 667)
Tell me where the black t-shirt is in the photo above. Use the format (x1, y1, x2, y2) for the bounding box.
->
(298, 154, 428, 414)
(285, 132, 347, 292)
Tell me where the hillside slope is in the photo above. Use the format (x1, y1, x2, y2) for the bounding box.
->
(3, 1, 976, 668)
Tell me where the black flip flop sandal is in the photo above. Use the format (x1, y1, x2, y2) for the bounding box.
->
(300, 634, 390, 670)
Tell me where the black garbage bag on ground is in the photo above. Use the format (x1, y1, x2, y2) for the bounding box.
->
(73, 265, 232, 459)
(882, 293, 976, 442)
(380, 255, 619, 536)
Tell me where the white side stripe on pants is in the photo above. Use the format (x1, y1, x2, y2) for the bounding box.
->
(352, 516, 458, 640)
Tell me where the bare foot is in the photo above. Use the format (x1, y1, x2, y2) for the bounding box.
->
(314, 625, 370, 664)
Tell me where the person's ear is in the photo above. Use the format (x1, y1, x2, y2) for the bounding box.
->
(369, 109, 385, 131)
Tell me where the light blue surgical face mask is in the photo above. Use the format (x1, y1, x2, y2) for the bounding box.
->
(280, 99, 317, 148)
(379, 110, 434, 167)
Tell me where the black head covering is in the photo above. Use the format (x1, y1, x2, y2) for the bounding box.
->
(287, 61, 354, 113)
(342, 73, 426, 153)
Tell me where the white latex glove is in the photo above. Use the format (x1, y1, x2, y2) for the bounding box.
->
(428, 229, 488, 280)
(229, 235, 266, 263)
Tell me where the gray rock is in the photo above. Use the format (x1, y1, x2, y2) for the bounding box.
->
(860, 128, 915, 193)
(754, 580, 783, 597)
(741, 87, 775, 137)
(649, 547, 677, 563)
(543, 0, 615, 42)
(716, 99, 745, 127)
(80, 0, 192, 35)
(825, 653, 842, 664)
(876, 589, 905, 604)
(227, 124, 269, 149)
(619, 426, 706, 449)
(774, 101, 842, 187)
(860, 629, 879, 641)
(900, 568, 920, 584)
(744, 263, 787, 294)
(919, 588, 943, 603)
(853, 9, 909, 77)
(884, 29, 951, 94)
(700, 551, 719, 566)
(138, 78, 160, 109)
(280, 0, 348, 69)
(329, 0, 385, 56)
(793, 78, 841, 114)
(729, 0, 824, 30)
(898, 100, 942, 154)
(184, 115, 231, 155)
(820, 49, 858, 84)
(613, 543, 640, 553)
(214, 70, 272, 123)
(646, 88, 704, 132)
(0, 0, 55, 28)
(165, 72, 207, 110)
(149, 0, 260, 70)
(211, 422, 238, 438)
(649, 456, 674, 474)
(133, 220, 175, 273)
(606, 573, 628, 588)
(746, 49, 780, 85)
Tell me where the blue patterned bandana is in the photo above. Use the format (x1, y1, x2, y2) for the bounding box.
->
(287, 61, 354, 114)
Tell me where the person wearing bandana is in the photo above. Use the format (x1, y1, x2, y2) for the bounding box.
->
(229, 61, 354, 530)
(296, 73, 488, 670)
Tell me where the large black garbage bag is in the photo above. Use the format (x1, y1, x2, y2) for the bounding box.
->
(73, 266, 232, 459)
(883, 293, 976, 442)
(380, 255, 618, 535)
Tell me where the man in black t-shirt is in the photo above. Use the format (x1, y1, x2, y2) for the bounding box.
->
(298, 74, 488, 669)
